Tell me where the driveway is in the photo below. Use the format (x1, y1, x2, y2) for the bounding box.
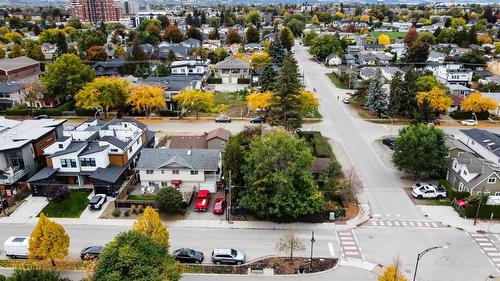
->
(185, 191, 226, 221)
(79, 193, 113, 219)
(8, 195, 47, 219)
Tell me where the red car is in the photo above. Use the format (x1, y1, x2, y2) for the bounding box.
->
(212, 197, 226, 215)
(195, 190, 210, 211)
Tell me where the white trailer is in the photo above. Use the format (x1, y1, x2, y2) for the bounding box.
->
(3, 236, 29, 259)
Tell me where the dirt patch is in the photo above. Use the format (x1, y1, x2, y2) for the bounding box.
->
(343, 202, 359, 221)
(185, 257, 337, 275)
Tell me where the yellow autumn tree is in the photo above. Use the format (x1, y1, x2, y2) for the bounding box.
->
(378, 34, 391, 46)
(298, 90, 319, 113)
(378, 261, 408, 281)
(477, 34, 493, 45)
(233, 53, 250, 62)
(417, 87, 452, 113)
(127, 84, 166, 117)
(113, 43, 126, 58)
(359, 27, 370, 35)
(247, 91, 273, 111)
(29, 213, 70, 266)
(75, 77, 129, 118)
(461, 92, 497, 113)
(359, 15, 370, 22)
(262, 40, 272, 53)
(133, 206, 170, 249)
(334, 12, 345, 19)
(250, 52, 272, 68)
(174, 89, 215, 119)
(310, 15, 320, 25)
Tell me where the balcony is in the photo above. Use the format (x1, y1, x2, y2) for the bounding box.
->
(0, 167, 30, 185)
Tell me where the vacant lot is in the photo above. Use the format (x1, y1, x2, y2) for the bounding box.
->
(370, 31, 406, 40)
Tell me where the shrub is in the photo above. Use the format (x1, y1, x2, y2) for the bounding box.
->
(449, 110, 489, 120)
(112, 209, 121, 217)
(156, 186, 184, 213)
(237, 78, 250, 84)
(46, 186, 70, 202)
(131, 204, 137, 214)
(158, 110, 178, 117)
(124, 209, 130, 217)
(207, 76, 222, 84)
(439, 179, 470, 201)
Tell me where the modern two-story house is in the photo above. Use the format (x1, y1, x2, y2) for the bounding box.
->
(213, 57, 251, 84)
(28, 118, 154, 196)
(170, 58, 210, 78)
(136, 148, 222, 193)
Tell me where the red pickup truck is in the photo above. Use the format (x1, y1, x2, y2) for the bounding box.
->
(195, 190, 210, 211)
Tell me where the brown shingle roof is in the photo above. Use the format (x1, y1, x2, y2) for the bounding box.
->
(169, 136, 207, 149)
(0, 56, 39, 72)
(206, 128, 231, 141)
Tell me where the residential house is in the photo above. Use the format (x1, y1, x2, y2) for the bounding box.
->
(389, 43, 406, 59)
(213, 57, 251, 84)
(345, 54, 356, 65)
(0, 56, 41, 82)
(427, 51, 446, 64)
(40, 43, 57, 60)
(170, 58, 210, 78)
(393, 21, 413, 32)
(180, 38, 202, 49)
(142, 75, 203, 111)
(374, 52, 393, 65)
(381, 66, 403, 81)
(358, 53, 376, 65)
(362, 43, 385, 52)
(157, 44, 190, 60)
(244, 43, 262, 52)
(28, 118, 154, 196)
(433, 64, 473, 87)
(445, 137, 500, 195)
(482, 92, 500, 115)
(359, 67, 378, 80)
(347, 45, 363, 56)
(136, 148, 222, 193)
(0, 82, 27, 110)
(456, 129, 500, 165)
(448, 83, 472, 98)
(92, 58, 125, 76)
(325, 54, 342, 66)
(0, 118, 66, 201)
(169, 128, 231, 150)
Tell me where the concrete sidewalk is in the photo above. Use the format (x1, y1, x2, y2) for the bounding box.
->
(8, 196, 48, 219)
(418, 205, 500, 233)
(0, 203, 371, 231)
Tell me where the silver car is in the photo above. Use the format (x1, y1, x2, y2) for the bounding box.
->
(211, 248, 245, 265)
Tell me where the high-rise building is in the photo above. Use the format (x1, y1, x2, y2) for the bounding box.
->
(69, 0, 121, 24)
(120, 0, 138, 16)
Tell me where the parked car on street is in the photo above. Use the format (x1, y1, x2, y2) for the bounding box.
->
(342, 97, 350, 104)
(250, 116, 266, 123)
(195, 189, 210, 211)
(215, 114, 231, 123)
(382, 138, 395, 150)
(211, 248, 245, 265)
(3, 236, 29, 259)
(80, 246, 103, 260)
(212, 197, 226, 215)
(412, 185, 447, 199)
(33, 115, 49, 120)
(427, 119, 440, 126)
(461, 119, 478, 126)
(88, 194, 107, 210)
(173, 248, 204, 264)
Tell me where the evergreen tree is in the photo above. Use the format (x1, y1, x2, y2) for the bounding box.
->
(268, 55, 302, 131)
(54, 31, 67, 58)
(400, 66, 419, 118)
(365, 70, 388, 117)
(280, 27, 295, 51)
(388, 71, 404, 116)
(415, 95, 432, 123)
(125, 40, 148, 75)
(468, 26, 478, 45)
(268, 37, 286, 67)
(259, 64, 277, 92)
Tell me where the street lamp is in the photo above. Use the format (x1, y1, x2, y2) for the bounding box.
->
(94, 107, 102, 120)
(310, 231, 316, 269)
(412, 245, 447, 281)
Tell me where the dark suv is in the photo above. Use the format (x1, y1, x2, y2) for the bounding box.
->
(80, 246, 102, 260)
(173, 248, 204, 264)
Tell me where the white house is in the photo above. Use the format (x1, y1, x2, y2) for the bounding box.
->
(325, 53, 342, 66)
(170, 58, 210, 77)
(136, 148, 222, 193)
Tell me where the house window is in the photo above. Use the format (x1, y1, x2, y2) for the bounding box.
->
(110, 149, 118, 152)
(458, 182, 464, 191)
(463, 170, 468, 176)
(146, 170, 154, 174)
(488, 178, 497, 184)
(161, 181, 168, 187)
(161, 170, 165, 174)
(495, 192, 500, 196)
(136, 139, 139, 144)
(190, 170, 198, 175)
(453, 162, 457, 169)
(172, 170, 179, 175)
(129, 147, 133, 153)
(148, 182, 155, 186)
(60, 159, 68, 168)
(58, 144, 63, 149)
(80, 158, 96, 167)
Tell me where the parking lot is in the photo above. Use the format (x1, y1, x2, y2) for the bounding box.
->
(184, 190, 227, 220)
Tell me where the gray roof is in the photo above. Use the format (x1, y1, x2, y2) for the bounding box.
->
(0, 82, 25, 93)
(457, 152, 484, 173)
(100, 136, 128, 150)
(49, 141, 87, 157)
(448, 151, 497, 190)
(136, 148, 220, 170)
(27, 167, 59, 182)
(461, 129, 500, 157)
(90, 165, 127, 183)
(143, 75, 203, 92)
(360, 67, 378, 77)
(92, 58, 125, 69)
(215, 57, 250, 69)
(0, 56, 39, 72)
(79, 142, 109, 156)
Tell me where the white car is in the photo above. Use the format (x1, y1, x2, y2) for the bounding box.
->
(342, 97, 350, 104)
(412, 185, 447, 199)
(461, 119, 478, 126)
(412, 182, 435, 190)
(88, 194, 107, 210)
(4, 236, 29, 259)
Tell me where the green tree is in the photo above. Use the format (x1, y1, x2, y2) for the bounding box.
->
(259, 64, 277, 92)
(365, 70, 388, 117)
(309, 34, 343, 61)
(393, 123, 447, 178)
(302, 30, 318, 46)
(246, 10, 262, 28)
(40, 53, 95, 99)
(416, 74, 446, 92)
(77, 29, 107, 52)
(0, 45, 5, 59)
(54, 31, 68, 58)
(405, 40, 430, 63)
(5, 268, 65, 281)
(156, 187, 183, 213)
(245, 25, 260, 44)
(240, 131, 323, 219)
(185, 27, 203, 41)
(388, 71, 405, 116)
(7, 44, 24, 58)
(75, 77, 129, 117)
(268, 38, 286, 66)
(23, 40, 45, 61)
(29, 213, 69, 266)
(280, 27, 294, 51)
(124, 40, 149, 75)
(268, 55, 303, 132)
(92, 231, 180, 281)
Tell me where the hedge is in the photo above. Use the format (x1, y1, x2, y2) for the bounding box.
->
(237, 78, 250, 84)
(439, 179, 470, 201)
(449, 110, 489, 120)
(5, 101, 75, 117)
(298, 131, 334, 158)
(158, 110, 179, 117)
(207, 77, 222, 84)
(464, 204, 500, 219)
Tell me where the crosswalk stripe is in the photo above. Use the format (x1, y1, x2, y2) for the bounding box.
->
(475, 238, 489, 242)
(491, 257, 500, 262)
(344, 251, 360, 255)
(488, 253, 500, 256)
(479, 242, 494, 247)
(343, 246, 358, 250)
(409, 221, 415, 226)
(431, 222, 438, 227)
(470, 233, 485, 237)
(338, 232, 351, 236)
(341, 237, 354, 241)
(387, 221, 392, 226)
(379, 221, 385, 226)
(328, 242, 335, 257)
(483, 247, 497, 252)
(394, 221, 400, 226)
(401, 221, 407, 226)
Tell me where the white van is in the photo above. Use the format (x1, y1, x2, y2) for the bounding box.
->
(3, 236, 29, 259)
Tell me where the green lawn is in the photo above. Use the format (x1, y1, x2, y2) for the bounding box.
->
(214, 90, 248, 107)
(127, 194, 156, 201)
(369, 31, 406, 40)
(326, 73, 346, 89)
(40, 189, 92, 218)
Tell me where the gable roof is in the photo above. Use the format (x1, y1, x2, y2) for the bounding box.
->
(51, 141, 87, 157)
(0, 56, 39, 72)
(215, 57, 250, 69)
(100, 135, 128, 150)
(136, 148, 220, 171)
(206, 128, 231, 141)
(461, 129, 500, 157)
(169, 135, 207, 149)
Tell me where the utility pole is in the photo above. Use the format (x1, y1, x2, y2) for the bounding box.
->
(474, 186, 486, 226)
(226, 170, 231, 223)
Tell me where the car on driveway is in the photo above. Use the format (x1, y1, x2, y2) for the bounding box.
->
(88, 194, 107, 210)
(173, 248, 204, 264)
(461, 119, 478, 126)
(412, 185, 447, 199)
(80, 246, 102, 260)
(195, 190, 210, 211)
(342, 97, 350, 104)
(412, 182, 435, 190)
(250, 116, 266, 123)
(215, 114, 231, 123)
(212, 197, 226, 215)
(382, 138, 395, 150)
(211, 248, 245, 265)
